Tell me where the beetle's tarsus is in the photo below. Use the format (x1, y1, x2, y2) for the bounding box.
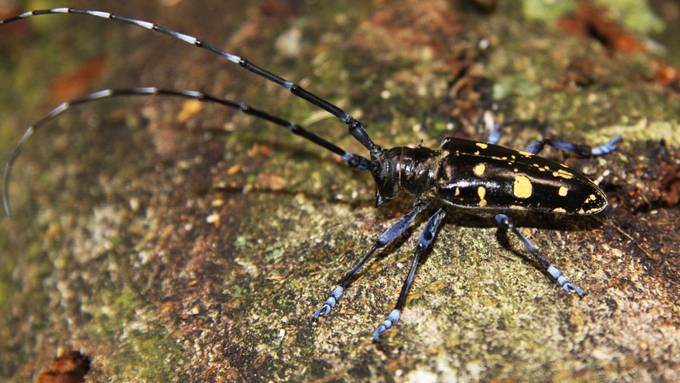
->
(547, 265, 586, 297)
(312, 285, 343, 319)
(371, 325, 387, 342)
(371, 309, 400, 342)
(563, 282, 586, 297)
(312, 304, 331, 319)
(497, 215, 589, 298)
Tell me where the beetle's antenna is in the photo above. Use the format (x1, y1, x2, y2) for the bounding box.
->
(1, 87, 372, 217)
(0, 8, 381, 156)
(3, 128, 34, 217)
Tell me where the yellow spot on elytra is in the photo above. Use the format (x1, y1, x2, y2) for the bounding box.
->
(558, 186, 568, 197)
(476, 142, 488, 149)
(477, 186, 487, 207)
(513, 175, 533, 199)
(552, 169, 574, 179)
(510, 205, 525, 210)
(518, 150, 533, 157)
(455, 187, 460, 196)
(474, 151, 480, 155)
(578, 208, 586, 214)
(586, 194, 597, 202)
(473, 163, 486, 176)
(553, 208, 567, 213)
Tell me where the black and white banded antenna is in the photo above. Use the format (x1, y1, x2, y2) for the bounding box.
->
(1, 7, 382, 216)
(1, 88, 372, 217)
(0, 8, 381, 155)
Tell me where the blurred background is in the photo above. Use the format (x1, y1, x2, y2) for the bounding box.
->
(0, 1, 678, 382)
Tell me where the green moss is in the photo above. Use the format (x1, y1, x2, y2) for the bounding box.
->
(85, 286, 183, 382)
(522, 0, 665, 36)
(0, 232, 15, 330)
(25, 241, 42, 260)
(0, 279, 7, 327)
(594, 0, 665, 35)
(584, 120, 680, 148)
(522, 0, 578, 22)
(493, 75, 543, 99)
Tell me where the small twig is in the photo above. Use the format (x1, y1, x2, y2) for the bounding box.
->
(594, 215, 653, 259)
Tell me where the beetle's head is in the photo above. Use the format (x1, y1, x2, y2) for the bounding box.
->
(369, 146, 440, 207)
(370, 148, 401, 207)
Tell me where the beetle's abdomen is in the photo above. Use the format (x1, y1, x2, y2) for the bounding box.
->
(436, 138, 607, 214)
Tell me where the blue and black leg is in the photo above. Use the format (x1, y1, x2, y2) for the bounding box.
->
(524, 136, 621, 157)
(483, 110, 502, 145)
(312, 200, 431, 319)
(483, 112, 621, 157)
(372, 208, 447, 342)
(495, 214, 585, 296)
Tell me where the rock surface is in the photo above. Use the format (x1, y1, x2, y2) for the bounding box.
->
(1, 0, 678, 382)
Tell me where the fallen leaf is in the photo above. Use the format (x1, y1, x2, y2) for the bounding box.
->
(558, 1, 643, 52)
(227, 164, 241, 175)
(37, 351, 90, 383)
(247, 144, 271, 158)
(654, 62, 679, 86)
(256, 173, 286, 191)
(176, 99, 203, 122)
(49, 56, 108, 103)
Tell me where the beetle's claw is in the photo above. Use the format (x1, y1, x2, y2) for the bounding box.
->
(371, 309, 400, 342)
(372, 324, 388, 342)
(563, 282, 586, 297)
(312, 304, 332, 319)
(312, 285, 344, 320)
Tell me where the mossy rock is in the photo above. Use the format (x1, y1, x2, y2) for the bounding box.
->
(1, 1, 678, 382)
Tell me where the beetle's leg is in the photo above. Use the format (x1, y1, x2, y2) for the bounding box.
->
(312, 201, 431, 319)
(483, 110, 502, 145)
(372, 208, 446, 342)
(525, 136, 621, 157)
(483, 111, 621, 157)
(494, 214, 585, 297)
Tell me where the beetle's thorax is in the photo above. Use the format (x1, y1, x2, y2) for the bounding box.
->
(371, 146, 440, 206)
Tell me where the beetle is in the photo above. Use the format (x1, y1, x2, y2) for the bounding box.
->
(1, 8, 621, 341)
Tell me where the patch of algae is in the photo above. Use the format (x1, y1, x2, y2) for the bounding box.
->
(594, 0, 665, 34)
(522, 0, 578, 23)
(0, 249, 7, 329)
(486, 2, 679, 149)
(84, 286, 183, 382)
(522, 0, 665, 35)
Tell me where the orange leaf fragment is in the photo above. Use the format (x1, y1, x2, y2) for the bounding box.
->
(37, 351, 90, 383)
(49, 56, 108, 103)
(176, 99, 203, 122)
(227, 164, 241, 175)
(256, 173, 286, 191)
